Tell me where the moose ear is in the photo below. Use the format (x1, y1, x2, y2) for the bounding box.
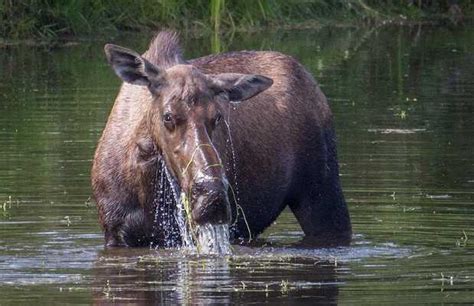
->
(104, 44, 165, 88)
(213, 73, 273, 102)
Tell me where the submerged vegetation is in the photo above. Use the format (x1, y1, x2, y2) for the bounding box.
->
(0, 0, 472, 41)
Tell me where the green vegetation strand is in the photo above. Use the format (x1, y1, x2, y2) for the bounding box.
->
(0, 0, 471, 40)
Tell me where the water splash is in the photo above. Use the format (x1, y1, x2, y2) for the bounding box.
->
(223, 110, 240, 202)
(196, 224, 232, 255)
(151, 157, 182, 248)
(149, 104, 241, 254)
(174, 191, 194, 250)
(151, 157, 195, 249)
(223, 104, 243, 239)
(152, 157, 231, 254)
(162, 164, 196, 249)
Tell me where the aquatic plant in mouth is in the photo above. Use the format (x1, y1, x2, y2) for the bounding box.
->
(175, 132, 262, 255)
(178, 134, 260, 255)
(179, 191, 199, 251)
(180, 191, 232, 255)
(153, 117, 255, 255)
(178, 176, 253, 255)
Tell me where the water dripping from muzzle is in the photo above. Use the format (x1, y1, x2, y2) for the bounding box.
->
(152, 156, 232, 255)
(151, 156, 194, 249)
(196, 223, 232, 255)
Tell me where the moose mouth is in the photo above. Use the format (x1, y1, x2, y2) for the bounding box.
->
(159, 157, 232, 255)
(190, 177, 231, 225)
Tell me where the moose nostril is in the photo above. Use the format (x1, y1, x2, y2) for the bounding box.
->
(191, 180, 229, 202)
(191, 184, 220, 205)
(190, 182, 231, 225)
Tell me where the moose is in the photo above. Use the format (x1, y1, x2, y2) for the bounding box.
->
(91, 31, 351, 249)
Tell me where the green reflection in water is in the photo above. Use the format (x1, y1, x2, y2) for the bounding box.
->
(0, 25, 473, 304)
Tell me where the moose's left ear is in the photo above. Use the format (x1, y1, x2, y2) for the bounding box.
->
(212, 73, 273, 102)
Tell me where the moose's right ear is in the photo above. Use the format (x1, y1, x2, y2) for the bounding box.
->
(104, 44, 165, 88)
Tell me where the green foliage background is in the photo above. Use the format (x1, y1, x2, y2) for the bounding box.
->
(0, 0, 472, 39)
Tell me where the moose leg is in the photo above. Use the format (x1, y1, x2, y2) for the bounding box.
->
(104, 225, 127, 248)
(101, 207, 153, 248)
(289, 127, 352, 246)
(289, 181, 352, 247)
(98, 199, 127, 248)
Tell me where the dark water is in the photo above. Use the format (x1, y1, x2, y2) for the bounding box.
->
(1, 25, 473, 304)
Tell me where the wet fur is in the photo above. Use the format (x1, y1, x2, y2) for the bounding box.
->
(92, 31, 351, 247)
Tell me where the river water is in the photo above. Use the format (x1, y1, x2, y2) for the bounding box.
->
(1, 25, 473, 304)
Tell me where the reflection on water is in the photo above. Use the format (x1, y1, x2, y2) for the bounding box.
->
(1, 25, 473, 304)
(91, 248, 341, 305)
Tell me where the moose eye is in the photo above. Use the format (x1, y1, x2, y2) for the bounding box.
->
(163, 112, 175, 130)
(163, 113, 173, 123)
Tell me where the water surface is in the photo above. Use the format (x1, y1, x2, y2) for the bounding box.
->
(1, 25, 473, 304)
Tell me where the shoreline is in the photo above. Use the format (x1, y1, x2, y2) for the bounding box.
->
(0, 15, 470, 48)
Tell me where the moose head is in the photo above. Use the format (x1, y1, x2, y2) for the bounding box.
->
(104, 38, 272, 230)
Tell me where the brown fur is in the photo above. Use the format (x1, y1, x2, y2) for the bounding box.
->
(92, 31, 351, 247)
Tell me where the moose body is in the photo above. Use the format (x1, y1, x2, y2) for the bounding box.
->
(92, 31, 351, 248)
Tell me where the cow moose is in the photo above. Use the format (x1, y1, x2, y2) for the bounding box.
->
(91, 31, 351, 249)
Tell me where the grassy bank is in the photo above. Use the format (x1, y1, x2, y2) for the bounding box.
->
(1, 0, 472, 41)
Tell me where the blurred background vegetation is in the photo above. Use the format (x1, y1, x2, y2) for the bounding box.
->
(0, 0, 472, 40)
